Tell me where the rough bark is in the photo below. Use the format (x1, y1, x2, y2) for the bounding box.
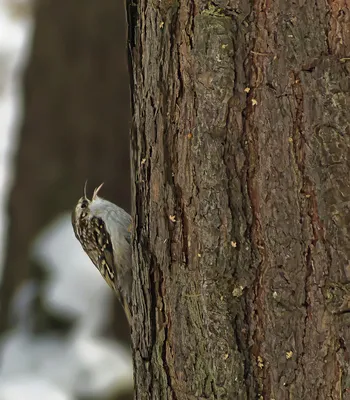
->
(0, 0, 131, 375)
(129, 0, 350, 398)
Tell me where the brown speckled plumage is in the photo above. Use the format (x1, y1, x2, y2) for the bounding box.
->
(72, 184, 132, 323)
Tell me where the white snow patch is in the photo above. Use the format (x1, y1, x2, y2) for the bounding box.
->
(32, 213, 113, 335)
(0, 377, 73, 400)
(0, 329, 132, 398)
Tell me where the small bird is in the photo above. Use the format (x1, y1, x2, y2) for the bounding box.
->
(72, 183, 132, 323)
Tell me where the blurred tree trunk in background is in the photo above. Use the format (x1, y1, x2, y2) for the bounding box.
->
(129, 0, 350, 398)
(0, 1, 132, 398)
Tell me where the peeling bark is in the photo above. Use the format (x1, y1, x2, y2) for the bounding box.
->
(129, 0, 350, 398)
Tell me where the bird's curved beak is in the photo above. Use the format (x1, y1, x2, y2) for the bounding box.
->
(92, 183, 104, 201)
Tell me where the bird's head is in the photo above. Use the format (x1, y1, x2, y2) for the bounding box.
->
(72, 182, 104, 231)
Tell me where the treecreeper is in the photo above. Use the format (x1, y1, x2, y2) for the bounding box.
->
(72, 183, 132, 323)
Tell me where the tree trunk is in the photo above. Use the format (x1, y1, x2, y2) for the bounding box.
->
(129, 1, 350, 398)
